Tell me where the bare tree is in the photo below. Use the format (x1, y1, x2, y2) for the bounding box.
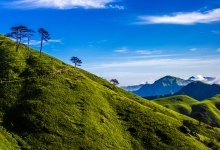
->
(70, 56, 82, 69)
(5, 25, 27, 52)
(38, 28, 50, 57)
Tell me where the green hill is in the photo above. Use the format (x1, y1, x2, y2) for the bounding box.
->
(152, 95, 198, 115)
(153, 95, 220, 127)
(0, 35, 220, 149)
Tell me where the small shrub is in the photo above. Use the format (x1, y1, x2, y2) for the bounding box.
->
(203, 139, 220, 150)
(179, 125, 190, 134)
(182, 120, 199, 133)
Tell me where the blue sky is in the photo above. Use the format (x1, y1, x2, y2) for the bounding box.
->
(1, 0, 220, 85)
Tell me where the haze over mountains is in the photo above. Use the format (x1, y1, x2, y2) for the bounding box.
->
(122, 75, 220, 92)
(122, 75, 220, 100)
(133, 76, 188, 97)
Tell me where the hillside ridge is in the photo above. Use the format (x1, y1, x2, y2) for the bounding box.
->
(153, 95, 220, 127)
(0, 35, 220, 149)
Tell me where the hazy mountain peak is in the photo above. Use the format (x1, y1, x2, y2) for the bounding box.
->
(188, 75, 205, 81)
(188, 75, 219, 85)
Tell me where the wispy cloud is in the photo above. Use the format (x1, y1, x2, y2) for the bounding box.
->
(48, 39, 63, 43)
(27, 39, 62, 46)
(135, 50, 162, 55)
(109, 4, 124, 10)
(114, 47, 128, 53)
(217, 48, 220, 52)
(3, 0, 119, 9)
(212, 30, 220, 34)
(89, 58, 220, 69)
(97, 40, 108, 44)
(190, 48, 197, 51)
(136, 8, 220, 25)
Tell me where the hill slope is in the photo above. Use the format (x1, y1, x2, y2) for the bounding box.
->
(153, 95, 220, 127)
(0, 35, 220, 149)
(176, 81, 220, 100)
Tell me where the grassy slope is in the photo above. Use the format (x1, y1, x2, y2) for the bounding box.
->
(152, 95, 198, 115)
(0, 126, 21, 150)
(0, 35, 220, 149)
(153, 95, 220, 127)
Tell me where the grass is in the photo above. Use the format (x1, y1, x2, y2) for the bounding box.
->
(0, 126, 21, 150)
(153, 95, 220, 127)
(0, 35, 220, 149)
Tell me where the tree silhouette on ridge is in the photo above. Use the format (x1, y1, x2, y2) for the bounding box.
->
(5, 25, 27, 52)
(38, 28, 50, 57)
(70, 56, 82, 69)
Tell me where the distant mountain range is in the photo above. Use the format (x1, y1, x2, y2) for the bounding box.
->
(121, 75, 220, 99)
(176, 81, 220, 100)
(133, 76, 189, 97)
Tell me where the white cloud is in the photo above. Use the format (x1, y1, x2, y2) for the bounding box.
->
(28, 40, 41, 46)
(213, 78, 220, 85)
(109, 4, 124, 10)
(89, 58, 220, 69)
(136, 8, 220, 25)
(190, 48, 197, 51)
(48, 39, 63, 43)
(217, 48, 220, 52)
(85, 58, 220, 86)
(189, 75, 220, 85)
(114, 47, 128, 53)
(27, 39, 62, 46)
(135, 50, 162, 55)
(194, 75, 205, 81)
(3, 0, 117, 9)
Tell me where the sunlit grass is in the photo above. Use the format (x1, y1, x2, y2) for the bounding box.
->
(0, 35, 219, 149)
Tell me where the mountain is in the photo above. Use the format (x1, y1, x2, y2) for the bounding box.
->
(133, 76, 190, 97)
(121, 84, 145, 91)
(132, 75, 220, 98)
(153, 95, 220, 127)
(0, 35, 220, 149)
(175, 81, 220, 100)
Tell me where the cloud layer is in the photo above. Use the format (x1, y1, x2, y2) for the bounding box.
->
(3, 0, 117, 9)
(137, 8, 220, 25)
(88, 58, 220, 69)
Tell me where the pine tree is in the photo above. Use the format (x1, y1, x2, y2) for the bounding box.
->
(70, 56, 82, 69)
(38, 28, 50, 57)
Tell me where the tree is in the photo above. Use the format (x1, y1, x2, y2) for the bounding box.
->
(38, 28, 50, 57)
(110, 79, 119, 86)
(5, 25, 27, 52)
(24, 28, 35, 58)
(70, 56, 82, 69)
